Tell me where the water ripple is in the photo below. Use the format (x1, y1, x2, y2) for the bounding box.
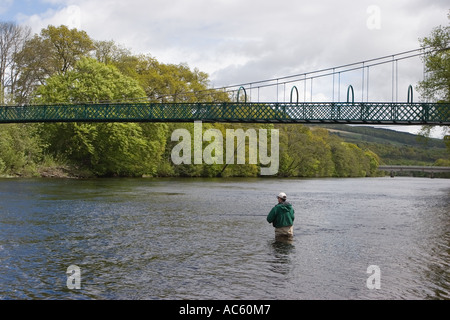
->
(0, 177, 448, 299)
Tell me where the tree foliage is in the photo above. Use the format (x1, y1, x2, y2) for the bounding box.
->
(34, 57, 145, 104)
(0, 22, 418, 178)
(35, 58, 167, 177)
(417, 14, 450, 103)
(277, 125, 378, 178)
(417, 12, 450, 153)
(0, 21, 31, 104)
(0, 124, 42, 176)
(113, 54, 228, 103)
(14, 25, 94, 104)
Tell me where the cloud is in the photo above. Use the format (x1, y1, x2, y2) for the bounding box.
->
(14, 0, 450, 102)
(16, 4, 82, 30)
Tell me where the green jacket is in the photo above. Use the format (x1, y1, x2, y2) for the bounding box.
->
(267, 201, 295, 228)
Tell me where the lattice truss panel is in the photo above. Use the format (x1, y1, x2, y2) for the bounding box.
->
(0, 102, 449, 124)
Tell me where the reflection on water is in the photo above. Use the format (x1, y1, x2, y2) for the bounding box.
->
(269, 240, 295, 276)
(0, 177, 448, 299)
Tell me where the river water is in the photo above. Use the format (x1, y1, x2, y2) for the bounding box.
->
(0, 177, 448, 300)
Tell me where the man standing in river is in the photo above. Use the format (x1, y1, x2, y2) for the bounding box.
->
(267, 192, 295, 240)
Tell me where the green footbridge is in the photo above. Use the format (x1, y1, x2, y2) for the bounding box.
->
(0, 102, 449, 124)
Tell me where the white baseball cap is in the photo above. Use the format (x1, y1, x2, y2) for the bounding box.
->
(277, 192, 287, 200)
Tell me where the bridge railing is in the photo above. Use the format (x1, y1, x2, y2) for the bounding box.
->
(0, 102, 449, 124)
(378, 165, 450, 173)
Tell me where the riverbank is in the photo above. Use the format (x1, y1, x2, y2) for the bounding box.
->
(2, 164, 448, 179)
(37, 165, 95, 179)
(0, 164, 95, 179)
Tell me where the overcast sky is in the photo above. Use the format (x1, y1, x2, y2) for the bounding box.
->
(1, 0, 448, 136)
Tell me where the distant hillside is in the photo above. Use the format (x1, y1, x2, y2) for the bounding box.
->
(308, 124, 448, 166)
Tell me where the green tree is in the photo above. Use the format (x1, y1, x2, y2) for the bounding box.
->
(0, 21, 31, 104)
(113, 54, 229, 103)
(417, 14, 450, 102)
(35, 57, 146, 103)
(0, 123, 43, 176)
(93, 40, 131, 65)
(35, 58, 167, 177)
(14, 25, 94, 104)
(417, 12, 450, 153)
(277, 125, 335, 177)
(41, 25, 94, 74)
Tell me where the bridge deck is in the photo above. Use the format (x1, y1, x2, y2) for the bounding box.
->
(0, 102, 449, 124)
(378, 166, 450, 173)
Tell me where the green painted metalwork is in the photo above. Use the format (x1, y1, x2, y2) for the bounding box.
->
(347, 85, 354, 103)
(378, 165, 450, 173)
(237, 86, 247, 103)
(0, 102, 449, 124)
(290, 86, 299, 104)
(407, 85, 413, 104)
